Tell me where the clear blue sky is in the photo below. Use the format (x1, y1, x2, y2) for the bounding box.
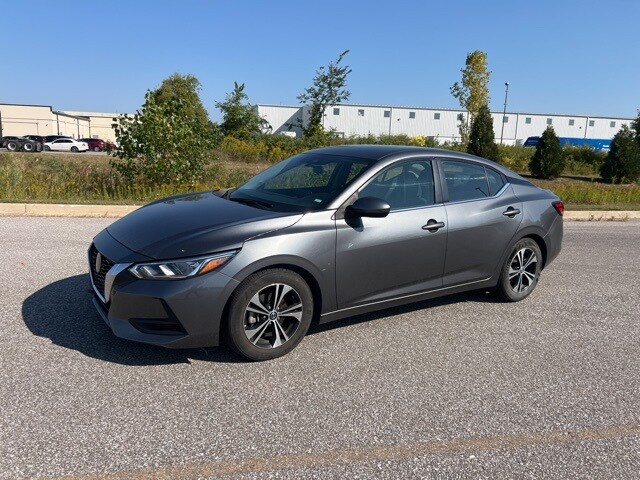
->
(1, 0, 638, 120)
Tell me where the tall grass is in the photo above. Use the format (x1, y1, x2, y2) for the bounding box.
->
(531, 178, 640, 208)
(1, 148, 638, 209)
(0, 153, 263, 204)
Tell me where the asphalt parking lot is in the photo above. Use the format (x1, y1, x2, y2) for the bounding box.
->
(0, 218, 638, 479)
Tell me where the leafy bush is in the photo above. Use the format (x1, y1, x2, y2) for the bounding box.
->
(561, 146, 606, 176)
(600, 125, 640, 183)
(529, 126, 565, 179)
(111, 85, 220, 187)
(497, 145, 531, 172)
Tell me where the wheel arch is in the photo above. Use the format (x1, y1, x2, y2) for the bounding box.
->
(521, 233, 548, 269)
(219, 260, 325, 340)
(491, 226, 550, 282)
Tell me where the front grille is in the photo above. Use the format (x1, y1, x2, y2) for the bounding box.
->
(89, 244, 114, 301)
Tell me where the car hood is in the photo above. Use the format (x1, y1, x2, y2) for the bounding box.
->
(106, 191, 302, 259)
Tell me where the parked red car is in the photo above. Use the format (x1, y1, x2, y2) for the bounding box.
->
(78, 138, 105, 152)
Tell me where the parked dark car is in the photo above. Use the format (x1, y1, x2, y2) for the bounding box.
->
(23, 135, 46, 145)
(43, 135, 72, 143)
(79, 138, 106, 152)
(89, 145, 564, 361)
(1, 136, 42, 152)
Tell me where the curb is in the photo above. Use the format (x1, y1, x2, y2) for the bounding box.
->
(0, 203, 139, 218)
(0, 203, 639, 221)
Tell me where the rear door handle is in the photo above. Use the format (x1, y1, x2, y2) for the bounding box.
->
(503, 207, 521, 217)
(422, 219, 445, 232)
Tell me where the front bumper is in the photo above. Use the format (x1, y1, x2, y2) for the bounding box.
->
(89, 232, 239, 348)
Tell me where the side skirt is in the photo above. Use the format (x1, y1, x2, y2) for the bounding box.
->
(319, 277, 496, 324)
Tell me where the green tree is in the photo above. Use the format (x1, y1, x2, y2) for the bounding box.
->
(632, 110, 640, 140)
(529, 126, 565, 179)
(467, 103, 499, 161)
(600, 124, 640, 183)
(450, 50, 491, 144)
(297, 50, 352, 137)
(150, 73, 210, 129)
(216, 82, 269, 139)
(110, 78, 218, 187)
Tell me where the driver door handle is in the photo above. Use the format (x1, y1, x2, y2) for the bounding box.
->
(503, 207, 521, 217)
(422, 220, 445, 232)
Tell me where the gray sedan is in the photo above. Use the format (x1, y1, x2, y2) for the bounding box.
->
(89, 145, 563, 360)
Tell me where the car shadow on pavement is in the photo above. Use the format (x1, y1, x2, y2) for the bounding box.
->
(21, 274, 241, 366)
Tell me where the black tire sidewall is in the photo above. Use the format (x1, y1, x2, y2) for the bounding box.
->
(498, 238, 542, 302)
(225, 269, 314, 361)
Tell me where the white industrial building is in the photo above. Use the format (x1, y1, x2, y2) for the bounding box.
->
(2, 101, 633, 146)
(257, 104, 634, 145)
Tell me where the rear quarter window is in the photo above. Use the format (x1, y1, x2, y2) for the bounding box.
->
(486, 168, 506, 196)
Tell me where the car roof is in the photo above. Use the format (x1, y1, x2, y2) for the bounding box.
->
(309, 144, 497, 163)
(308, 144, 526, 180)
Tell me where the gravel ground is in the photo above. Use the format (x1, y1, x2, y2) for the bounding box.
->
(0, 218, 638, 479)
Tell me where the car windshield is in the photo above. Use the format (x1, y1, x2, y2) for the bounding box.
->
(229, 153, 375, 213)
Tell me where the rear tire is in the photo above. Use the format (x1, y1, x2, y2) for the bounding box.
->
(23, 142, 34, 152)
(496, 238, 542, 302)
(6, 141, 18, 151)
(71, 146, 79, 153)
(93, 146, 101, 152)
(224, 269, 314, 361)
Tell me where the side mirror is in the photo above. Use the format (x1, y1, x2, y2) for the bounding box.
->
(346, 197, 391, 218)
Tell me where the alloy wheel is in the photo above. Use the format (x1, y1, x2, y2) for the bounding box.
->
(243, 283, 303, 349)
(508, 247, 538, 293)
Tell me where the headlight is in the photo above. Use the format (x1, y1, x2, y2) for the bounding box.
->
(129, 251, 236, 280)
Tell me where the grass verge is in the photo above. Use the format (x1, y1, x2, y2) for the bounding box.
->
(1, 151, 638, 209)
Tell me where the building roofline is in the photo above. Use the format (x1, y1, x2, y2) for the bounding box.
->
(60, 111, 123, 117)
(257, 103, 634, 121)
(52, 111, 90, 120)
(0, 102, 53, 109)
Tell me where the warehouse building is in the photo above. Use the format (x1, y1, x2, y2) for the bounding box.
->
(0, 103, 123, 141)
(257, 104, 634, 145)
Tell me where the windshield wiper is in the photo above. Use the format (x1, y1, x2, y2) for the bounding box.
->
(229, 197, 273, 210)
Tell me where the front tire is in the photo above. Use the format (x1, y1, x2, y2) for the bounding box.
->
(224, 269, 314, 361)
(496, 238, 542, 302)
(44, 145, 51, 151)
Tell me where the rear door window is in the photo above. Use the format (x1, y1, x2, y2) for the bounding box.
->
(442, 160, 489, 202)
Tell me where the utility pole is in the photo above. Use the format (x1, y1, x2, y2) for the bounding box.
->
(500, 82, 510, 145)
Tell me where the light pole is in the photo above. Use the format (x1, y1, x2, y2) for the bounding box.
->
(500, 82, 509, 145)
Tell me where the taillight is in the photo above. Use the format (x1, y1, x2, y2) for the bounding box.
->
(552, 201, 564, 216)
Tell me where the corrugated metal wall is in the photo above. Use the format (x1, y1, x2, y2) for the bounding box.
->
(258, 104, 633, 145)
